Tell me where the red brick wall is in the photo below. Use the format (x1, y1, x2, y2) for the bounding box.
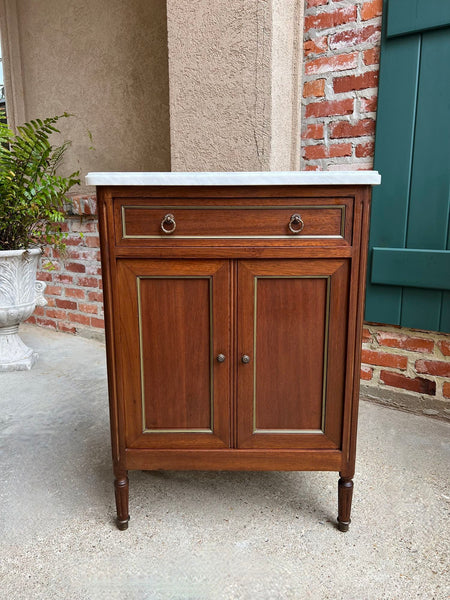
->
(302, 0, 382, 171)
(29, 196, 104, 339)
(361, 325, 450, 419)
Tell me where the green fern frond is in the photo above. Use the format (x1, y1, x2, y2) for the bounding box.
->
(0, 113, 80, 250)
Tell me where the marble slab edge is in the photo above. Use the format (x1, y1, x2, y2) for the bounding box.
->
(85, 171, 381, 187)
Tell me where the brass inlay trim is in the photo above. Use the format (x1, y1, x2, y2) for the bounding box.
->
(121, 205, 346, 239)
(255, 429, 324, 434)
(252, 275, 331, 435)
(137, 275, 214, 434)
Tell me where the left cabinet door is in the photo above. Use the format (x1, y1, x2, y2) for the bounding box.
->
(115, 259, 231, 449)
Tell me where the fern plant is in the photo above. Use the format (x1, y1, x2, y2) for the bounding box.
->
(0, 113, 80, 251)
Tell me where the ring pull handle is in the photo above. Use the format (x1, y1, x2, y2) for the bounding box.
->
(288, 213, 304, 234)
(161, 213, 176, 234)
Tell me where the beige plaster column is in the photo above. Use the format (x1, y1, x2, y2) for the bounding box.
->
(166, 0, 303, 172)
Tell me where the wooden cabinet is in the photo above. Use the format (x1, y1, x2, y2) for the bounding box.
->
(91, 172, 380, 531)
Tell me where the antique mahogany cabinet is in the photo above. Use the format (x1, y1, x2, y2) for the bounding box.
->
(86, 171, 380, 531)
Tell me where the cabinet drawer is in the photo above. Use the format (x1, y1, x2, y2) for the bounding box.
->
(115, 199, 353, 246)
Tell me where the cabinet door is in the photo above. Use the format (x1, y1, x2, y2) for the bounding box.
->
(116, 259, 231, 449)
(237, 259, 350, 449)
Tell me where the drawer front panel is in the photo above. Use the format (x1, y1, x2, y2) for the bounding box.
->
(114, 198, 353, 246)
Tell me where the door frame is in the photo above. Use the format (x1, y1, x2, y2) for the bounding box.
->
(115, 258, 231, 449)
(236, 258, 350, 449)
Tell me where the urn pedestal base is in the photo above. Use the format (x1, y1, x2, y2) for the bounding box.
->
(0, 248, 47, 371)
(0, 325, 38, 371)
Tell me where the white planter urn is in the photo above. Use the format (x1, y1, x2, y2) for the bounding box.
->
(0, 248, 47, 371)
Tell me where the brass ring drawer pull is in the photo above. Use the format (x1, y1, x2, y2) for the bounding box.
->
(288, 213, 304, 234)
(161, 213, 176, 234)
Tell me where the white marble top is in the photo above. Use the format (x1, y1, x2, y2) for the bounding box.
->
(85, 171, 381, 186)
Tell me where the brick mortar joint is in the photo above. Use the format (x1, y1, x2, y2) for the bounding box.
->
(305, 1, 379, 8)
(38, 311, 104, 323)
(364, 321, 450, 337)
(361, 341, 450, 365)
(361, 326, 450, 378)
(304, 2, 377, 15)
(304, 66, 380, 82)
(304, 18, 382, 38)
(303, 117, 376, 128)
(303, 92, 379, 112)
(303, 104, 378, 119)
(305, 29, 382, 49)
(361, 365, 447, 400)
(303, 68, 362, 81)
(363, 324, 450, 349)
(303, 135, 375, 145)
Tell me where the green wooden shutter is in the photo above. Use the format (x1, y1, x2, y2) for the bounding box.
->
(366, 0, 450, 333)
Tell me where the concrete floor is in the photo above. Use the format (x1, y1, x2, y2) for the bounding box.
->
(1, 325, 449, 600)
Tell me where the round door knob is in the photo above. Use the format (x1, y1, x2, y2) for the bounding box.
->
(216, 353, 226, 363)
(241, 354, 251, 364)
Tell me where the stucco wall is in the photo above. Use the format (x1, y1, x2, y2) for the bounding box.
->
(167, 0, 303, 171)
(3, 0, 303, 179)
(2, 0, 171, 190)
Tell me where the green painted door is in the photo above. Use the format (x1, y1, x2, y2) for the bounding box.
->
(366, 0, 450, 333)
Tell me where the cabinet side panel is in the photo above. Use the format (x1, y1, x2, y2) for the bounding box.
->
(97, 187, 125, 471)
(341, 189, 372, 476)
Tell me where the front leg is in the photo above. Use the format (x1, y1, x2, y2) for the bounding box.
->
(114, 470, 130, 530)
(337, 474, 353, 532)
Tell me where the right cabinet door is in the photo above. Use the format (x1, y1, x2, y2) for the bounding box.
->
(237, 259, 350, 449)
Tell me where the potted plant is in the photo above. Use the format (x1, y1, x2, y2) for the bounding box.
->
(0, 113, 80, 370)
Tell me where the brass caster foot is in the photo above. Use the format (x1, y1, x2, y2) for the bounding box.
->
(337, 519, 350, 532)
(117, 516, 130, 530)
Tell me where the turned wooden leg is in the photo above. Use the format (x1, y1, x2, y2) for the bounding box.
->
(337, 475, 353, 532)
(114, 472, 130, 530)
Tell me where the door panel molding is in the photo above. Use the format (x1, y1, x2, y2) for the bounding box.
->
(237, 259, 350, 449)
(137, 275, 214, 434)
(251, 274, 330, 435)
(116, 259, 231, 449)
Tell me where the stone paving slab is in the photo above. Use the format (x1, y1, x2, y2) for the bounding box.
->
(1, 325, 449, 599)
